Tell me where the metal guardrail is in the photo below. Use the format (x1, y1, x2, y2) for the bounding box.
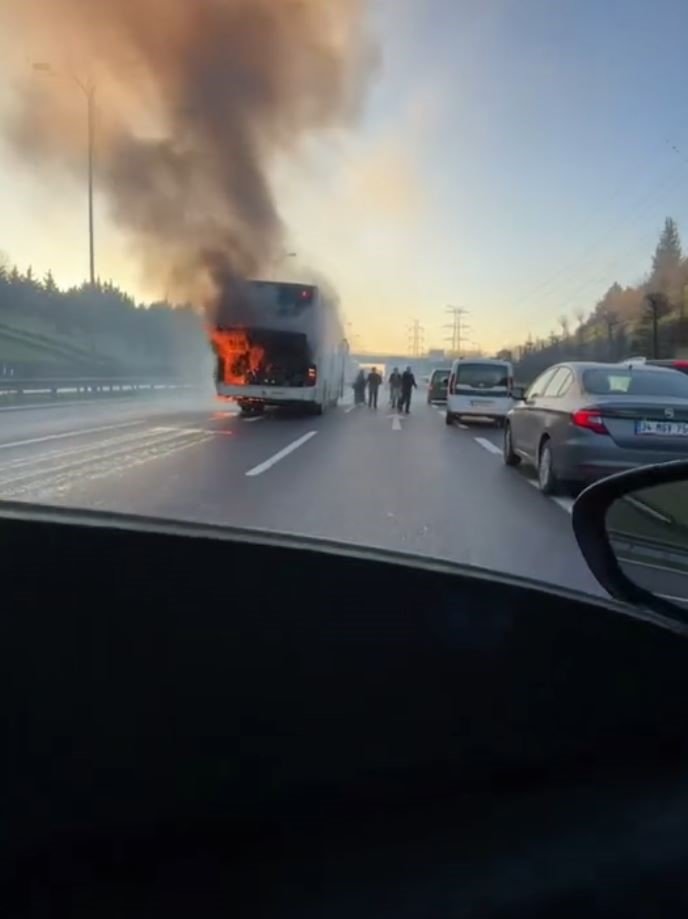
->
(0, 377, 200, 400)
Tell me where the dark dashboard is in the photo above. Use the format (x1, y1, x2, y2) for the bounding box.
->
(2, 503, 688, 916)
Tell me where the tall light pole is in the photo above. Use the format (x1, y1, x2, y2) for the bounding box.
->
(33, 63, 96, 286)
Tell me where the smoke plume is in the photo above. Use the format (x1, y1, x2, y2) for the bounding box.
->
(3, 0, 374, 314)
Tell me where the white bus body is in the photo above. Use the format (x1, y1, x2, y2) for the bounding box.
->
(212, 281, 348, 415)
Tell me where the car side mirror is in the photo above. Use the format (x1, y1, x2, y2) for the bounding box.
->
(510, 385, 526, 401)
(572, 460, 688, 621)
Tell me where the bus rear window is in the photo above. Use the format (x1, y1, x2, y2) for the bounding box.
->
(456, 364, 509, 389)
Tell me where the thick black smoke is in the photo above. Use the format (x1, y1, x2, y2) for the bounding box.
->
(3, 0, 374, 317)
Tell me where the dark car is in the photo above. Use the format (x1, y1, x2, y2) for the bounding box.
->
(426, 367, 450, 404)
(503, 361, 688, 494)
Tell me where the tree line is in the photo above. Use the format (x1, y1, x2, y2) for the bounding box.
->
(499, 217, 688, 382)
(0, 259, 209, 378)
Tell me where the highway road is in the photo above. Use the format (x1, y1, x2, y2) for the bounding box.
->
(0, 387, 603, 596)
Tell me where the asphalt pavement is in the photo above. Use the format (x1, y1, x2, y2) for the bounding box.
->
(0, 387, 603, 596)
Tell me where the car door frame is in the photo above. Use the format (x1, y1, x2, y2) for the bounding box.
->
(535, 366, 576, 453)
(511, 366, 559, 462)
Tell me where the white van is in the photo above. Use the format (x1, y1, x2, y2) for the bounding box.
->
(446, 358, 515, 425)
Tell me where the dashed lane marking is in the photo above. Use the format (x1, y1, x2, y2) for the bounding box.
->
(243, 416, 264, 423)
(245, 431, 318, 477)
(392, 416, 402, 431)
(474, 436, 501, 455)
(526, 478, 573, 514)
(344, 405, 356, 414)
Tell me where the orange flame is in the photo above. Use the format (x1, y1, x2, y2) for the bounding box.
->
(210, 328, 266, 385)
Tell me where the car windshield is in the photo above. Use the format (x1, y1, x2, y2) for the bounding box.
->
(2, 1, 688, 600)
(584, 369, 688, 397)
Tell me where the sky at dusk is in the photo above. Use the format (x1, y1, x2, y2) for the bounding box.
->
(3, 0, 688, 354)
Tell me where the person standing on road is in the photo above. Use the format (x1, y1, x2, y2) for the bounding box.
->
(400, 366, 417, 414)
(388, 367, 402, 410)
(353, 369, 366, 405)
(367, 367, 382, 409)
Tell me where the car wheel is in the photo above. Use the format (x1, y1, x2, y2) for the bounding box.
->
(445, 412, 455, 426)
(537, 440, 559, 495)
(503, 423, 521, 466)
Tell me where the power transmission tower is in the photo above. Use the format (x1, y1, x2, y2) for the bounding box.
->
(444, 306, 469, 357)
(408, 319, 425, 357)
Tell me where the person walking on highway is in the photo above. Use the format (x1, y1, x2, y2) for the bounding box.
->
(388, 367, 402, 410)
(353, 369, 366, 405)
(367, 367, 382, 409)
(400, 366, 417, 414)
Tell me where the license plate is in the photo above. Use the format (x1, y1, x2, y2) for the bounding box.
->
(635, 419, 688, 436)
(471, 399, 494, 406)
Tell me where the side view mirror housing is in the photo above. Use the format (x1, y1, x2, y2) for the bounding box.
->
(572, 460, 688, 621)
(510, 385, 526, 401)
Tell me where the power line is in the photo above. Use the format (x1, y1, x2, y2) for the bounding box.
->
(444, 306, 469, 357)
(502, 156, 688, 339)
(408, 319, 425, 357)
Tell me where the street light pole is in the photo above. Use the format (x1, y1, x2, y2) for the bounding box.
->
(86, 81, 95, 286)
(34, 63, 96, 285)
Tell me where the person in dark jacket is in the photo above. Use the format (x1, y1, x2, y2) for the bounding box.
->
(388, 367, 402, 410)
(400, 366, 417, 414)
(367, 367, 383, 409)
(353, 370, 366, 405)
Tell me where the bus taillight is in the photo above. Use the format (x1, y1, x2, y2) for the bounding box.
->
(307, 366, 317, 386)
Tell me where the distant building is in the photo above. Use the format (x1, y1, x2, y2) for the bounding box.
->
(426, 348, 445, 362)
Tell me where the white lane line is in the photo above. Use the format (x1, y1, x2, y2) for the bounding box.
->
(474, 436, 501, 455)
(0, 420, 145, 451)
(243, 416, 264, 423)
(245, 431, 318, 477)
(392, 416, 403, 431)
(344, 405, 356, 414)
(524, 478, 573, 513)
(458, 423, 468, 430)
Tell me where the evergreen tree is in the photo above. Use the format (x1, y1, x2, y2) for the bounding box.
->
(651, 217, 682, 295)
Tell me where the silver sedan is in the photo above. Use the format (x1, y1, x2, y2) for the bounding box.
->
(504, 361, 688, 494)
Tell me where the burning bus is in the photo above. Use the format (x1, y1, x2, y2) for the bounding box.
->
(211, 280, 349, 416)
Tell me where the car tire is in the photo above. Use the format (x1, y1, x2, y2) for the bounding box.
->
(445, 412, 455, 426)
(537, 440, 559, 495)
(503, 423, 521, 466)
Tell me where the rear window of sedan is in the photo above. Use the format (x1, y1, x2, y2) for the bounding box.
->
(583, 368, 688, 397)
(431, 370, 449, 385)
